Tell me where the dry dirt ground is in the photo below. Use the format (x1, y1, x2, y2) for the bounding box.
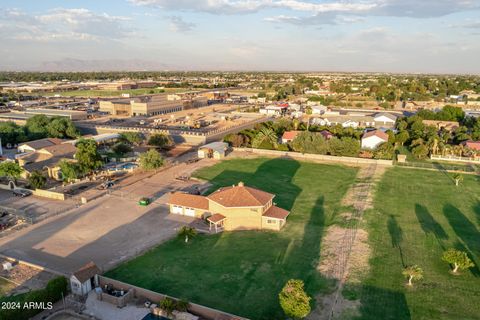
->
(309, 164, 387, 320)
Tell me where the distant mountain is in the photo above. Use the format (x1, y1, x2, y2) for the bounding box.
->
(12, 59, 178, 72)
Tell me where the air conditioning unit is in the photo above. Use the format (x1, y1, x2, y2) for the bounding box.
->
(2, 262, 13, 271)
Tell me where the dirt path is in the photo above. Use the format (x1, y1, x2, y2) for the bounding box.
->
(310, 164, 387, 320)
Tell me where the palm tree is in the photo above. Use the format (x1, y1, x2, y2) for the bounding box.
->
(177, 226, 197, 243)
(252, 127, 278, 149)
(452, 173, 463, 187)
(402, 265, 423, 286)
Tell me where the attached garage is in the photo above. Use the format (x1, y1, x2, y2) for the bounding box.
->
(184, 208, 196, 217)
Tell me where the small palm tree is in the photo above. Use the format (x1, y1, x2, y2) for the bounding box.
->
(252, 127, 278, 149)
(452, 173, 463, 187)
(177, 226, 197, 243)
(402, 265, 423, 286)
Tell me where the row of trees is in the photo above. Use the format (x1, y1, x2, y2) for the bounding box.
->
(403, 248, 475, 287)
(0, 115, 79, 146)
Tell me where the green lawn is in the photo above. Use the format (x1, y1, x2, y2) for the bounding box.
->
(0, 278, 15, 298)
(355, 167, 480, 320)
(106, 157, 358, 319)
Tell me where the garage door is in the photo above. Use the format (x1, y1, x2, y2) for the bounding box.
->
(172, 205, 183, 214)
(185, 208, 196, 217)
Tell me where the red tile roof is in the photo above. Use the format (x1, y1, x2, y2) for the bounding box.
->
(463, 140, 480, 151)
(207, 213, 226, 223)
(263, 205, 290, 220)
(362, 130, 389, 141)
(282, 131, 301, 141)
(168, 193, 209, 210)
(208, 182, 274, 207)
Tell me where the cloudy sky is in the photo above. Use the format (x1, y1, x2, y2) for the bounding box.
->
(1, 0, 480, 73)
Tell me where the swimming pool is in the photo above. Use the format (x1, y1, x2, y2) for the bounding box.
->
(141, 314, 170, 320)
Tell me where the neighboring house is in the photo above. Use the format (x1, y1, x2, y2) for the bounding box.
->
(319, 130, 334, 140)
(17, 142, 77, 180)
(259, 105, 288, 116)
(281, 131, 301, 143)
(422, 120, 460, 132)
(198, 142, 228, 159)
(17, 138, 65, 154)
(373, 112, 398, 126)
(70, 262, 101, 296)
(361, 130, 389, 149)
(310, 117, 331, 126)
(168, 182, 290, 232)
(310, 105, 327, 115)
(461, 140, 480, 151)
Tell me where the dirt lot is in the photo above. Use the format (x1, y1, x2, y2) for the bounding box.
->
(0, 158, 217, 274)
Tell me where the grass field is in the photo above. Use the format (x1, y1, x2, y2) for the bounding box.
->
(43, 87, 185, 97)
(0, 278, 15, 297)
(106, 157, 358, 319)
(354, 167, 480, 320)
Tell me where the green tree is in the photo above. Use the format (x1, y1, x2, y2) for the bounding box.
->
(47, 117, 79, 139)
(75, 139, 103, 174)
(148, 134, 172, 149)
(58, 160, 81, 183)
(290, 132, 328, 155)
(112, 142, 132, 156)
(252, 127, 278, 149)
(442, 249, 474, 273)
(25, 115, 49, 140)
(120, 132, 143, 145)
(279, 279, 311, 319)
(0, 161, 23, 183)
(177, 226, 197, 243)
(402, 265, 423, 286)
(395, 130, 410, 146)
(28, 170, 47, 189)
(328, 137, 360, 157)
(139, 149, 164, 170)
(452, 173, 463, 187)
(0, 121, 27, 145)
(373, 142, 395, 160)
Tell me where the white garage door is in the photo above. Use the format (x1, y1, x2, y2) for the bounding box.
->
(172, 205, 183, 214)
(185, 208, 196, 217)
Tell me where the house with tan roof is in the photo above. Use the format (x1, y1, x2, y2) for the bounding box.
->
(168, 182, 290, 232)
(361, 130, 389, 149)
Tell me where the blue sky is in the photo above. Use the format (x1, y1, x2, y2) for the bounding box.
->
(1, 0, 479, 73)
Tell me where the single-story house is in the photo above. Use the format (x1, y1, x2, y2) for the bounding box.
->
(281, 131, 301, 143)
(259, 105, 288, 116)
(461, 140, 480, 151)
(18, 138, 65, 154)
(168, 182, 290, 232)
(361, 130, 389, 149)
(70, 261, 101, 296)
(310, 117, 331, 126)
(373, 112, 398, 126)
(422, 120, 460, 132)
(198, 142, 228, 159)
(310, 105, 327, 115)
(17, 142, 77, 180)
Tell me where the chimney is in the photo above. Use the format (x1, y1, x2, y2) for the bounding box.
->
(238, 181, 244, 187)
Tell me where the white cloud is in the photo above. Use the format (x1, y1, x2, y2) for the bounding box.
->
(0, 8, 132, 42)
(167, 16, 196, 32)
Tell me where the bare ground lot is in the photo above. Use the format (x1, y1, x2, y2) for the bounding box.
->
(0, 159, 216, 274)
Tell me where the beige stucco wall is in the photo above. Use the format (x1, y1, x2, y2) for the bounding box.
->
(208, 201, 264, 231)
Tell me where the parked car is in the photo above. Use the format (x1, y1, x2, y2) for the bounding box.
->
(138, 197, 151, 206)
(13, 189, 32, 198)
(98, 181, 115, 190)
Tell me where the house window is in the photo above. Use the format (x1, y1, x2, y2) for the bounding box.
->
(267, 219, 276, 224)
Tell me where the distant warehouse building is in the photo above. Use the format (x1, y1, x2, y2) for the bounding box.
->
(0, 108, 88, 125)
(98, 94, 207, 117)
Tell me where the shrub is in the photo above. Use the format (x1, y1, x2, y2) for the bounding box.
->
(176, 299, 190, 312)
(159, 297, 176, 315)
(279, 279, 311, 319)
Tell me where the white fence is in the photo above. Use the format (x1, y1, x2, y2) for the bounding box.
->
(430, 154, 480, 164)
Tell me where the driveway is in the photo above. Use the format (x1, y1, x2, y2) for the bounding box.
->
(0, 196, 195, 274)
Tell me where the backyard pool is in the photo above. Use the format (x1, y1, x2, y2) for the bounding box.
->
(141, 314, 170, 320)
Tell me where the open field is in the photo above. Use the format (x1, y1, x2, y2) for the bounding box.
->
(106, 158, 358, 319)
(42, 87, 185, 97)
(354, 167, 480, 320)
